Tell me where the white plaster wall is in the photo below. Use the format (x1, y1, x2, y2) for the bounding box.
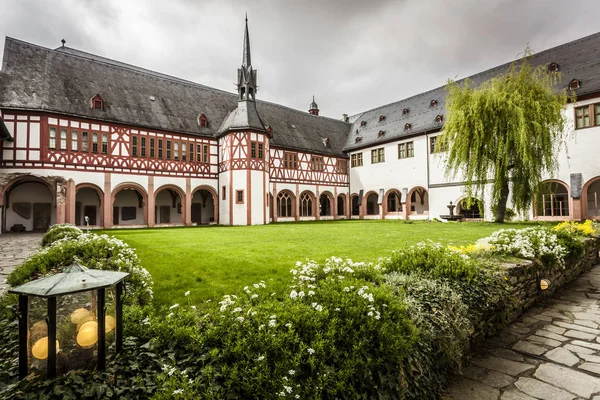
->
(218, 171, 230, 225)
(113, 190, 145, 225)
(154, 177, 186, 194)
(349, 136, 429, 196)
(250, 170, 266, 225)
(231, 170, 247, 225)
(111, 174, 148, 192)
(5, 183, 55, 231)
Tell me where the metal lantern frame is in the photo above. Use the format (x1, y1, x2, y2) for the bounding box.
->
(9, 262, 129, 379)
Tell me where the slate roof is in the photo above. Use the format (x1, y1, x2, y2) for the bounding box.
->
(0, 37, 350, 157)
(345, 31, 600, 152)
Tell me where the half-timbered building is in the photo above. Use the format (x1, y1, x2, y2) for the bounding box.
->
(0, 20, 599, 232)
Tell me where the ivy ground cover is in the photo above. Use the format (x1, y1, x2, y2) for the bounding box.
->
(104, 220, 537, 306)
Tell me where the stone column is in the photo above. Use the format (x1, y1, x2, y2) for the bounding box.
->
(185, 178, 192, 226)
(572, 198, 583, 221)
(104, 173, 112, 228)
(66, 179, 76, 224)
(55, 179, 67, 224)
(147, 176, 155, 227)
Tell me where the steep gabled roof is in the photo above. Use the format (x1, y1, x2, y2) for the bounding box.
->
(345, 31, 600, 152)
(0, 37, 351, 157)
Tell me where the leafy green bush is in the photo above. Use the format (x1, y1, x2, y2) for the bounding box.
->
(41, 224, 83, 247)
(8, 233, 153, 305)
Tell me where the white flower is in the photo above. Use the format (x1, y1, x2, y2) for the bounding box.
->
(256, 355, 265, 361)
(251, 294, 259, 299)
(169, 303, 179, 310)
(141, 317, 150, 325)
(307, 348, 315, 355)
(167, 312, 174, 318)
(308, 291, 315, 296)
(269, 315, 277, 319)
(173, 389, 184, 395)
(288, 370, 296, 375)
(191, 305, 197, 310)
(237, 316, 245, 322)
(184, 291, 190, 297)
(233, 307, 243, 313)
(269, 319, 277, 327)
(290, 290, 298, 300)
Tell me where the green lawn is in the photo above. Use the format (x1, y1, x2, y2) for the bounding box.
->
(104, 220, 537, 307)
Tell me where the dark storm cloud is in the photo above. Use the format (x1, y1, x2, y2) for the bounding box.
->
(2, 0, 599, 119)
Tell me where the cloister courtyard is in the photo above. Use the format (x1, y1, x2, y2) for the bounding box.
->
(104, 220, 536, 306)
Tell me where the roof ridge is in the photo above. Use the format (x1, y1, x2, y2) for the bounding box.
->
(256, 98, 350, 126)
(349, 30, 600, 119)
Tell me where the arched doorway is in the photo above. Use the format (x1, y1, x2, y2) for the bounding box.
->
(155, 185, 185, 225)
(319, 192, 333, 217)
(407, 187, 429, 216)
(112, 184, 147, 226)
(75, 184, 103, 227)
(351, 194, 360, 216)
(2, 177, 55, 232)
(299, 191, 315, 217)
(384, 189, 402, 216)
(277, 190, 295, 218)
(337, 194, 346, 217)
(585, 178, 600, 219)
(365, 192, 379, 216)
(457, 197, 484, 219)
(535, 180, 570, 218)
(191, 186, 217, 225)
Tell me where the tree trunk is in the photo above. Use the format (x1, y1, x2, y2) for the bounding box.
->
(495, 180, 510, 223)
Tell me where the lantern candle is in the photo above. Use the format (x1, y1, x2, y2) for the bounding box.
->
(31, 337, 60, 360)
(77, 325, 98, 348)
(71, 308, 91, 325)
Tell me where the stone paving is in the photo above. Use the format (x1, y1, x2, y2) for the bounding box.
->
(0, 233, 43, 294)
(444, 265, 600, 400)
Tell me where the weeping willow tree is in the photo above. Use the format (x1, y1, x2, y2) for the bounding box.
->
(439, 53, 572, 223)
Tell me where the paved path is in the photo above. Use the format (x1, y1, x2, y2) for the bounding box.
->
(444, 265, 600, 400)
(0, 233, 43, 295)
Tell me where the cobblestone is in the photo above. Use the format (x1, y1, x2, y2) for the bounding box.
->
(444, 265, 600, 400)
(0, 233, 43, 294)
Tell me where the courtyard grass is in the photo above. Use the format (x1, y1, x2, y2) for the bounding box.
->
(103, 220, 539, 307)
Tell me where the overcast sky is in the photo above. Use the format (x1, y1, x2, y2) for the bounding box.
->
(2, 0, 600, 119)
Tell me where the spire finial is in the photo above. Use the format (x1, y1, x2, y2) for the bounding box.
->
(61, 39, 66, 47)
(242, 14, 251, 67)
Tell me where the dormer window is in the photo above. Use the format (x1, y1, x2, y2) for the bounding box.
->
(91, 94, 104, 111)
(322, 137, 330, 147)
(355, 137, 362, 143)
(378, 130, 385, 137)
(435, 115, 444, 123)
(570, 79, 581, 90)
(360, 121, 367, 127)
(430, 100, 437, 107)
(379, 115, 386, 122)
(198, 113, 208, 128)
(266, 125, 273, 137)
(548, 62, 560, 73)
(402, 108, 409, 115)
(404, 123, 411, 131)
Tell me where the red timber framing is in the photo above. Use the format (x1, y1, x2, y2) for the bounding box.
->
(269, 148, 349, 186)
(1, 112, 218, 178)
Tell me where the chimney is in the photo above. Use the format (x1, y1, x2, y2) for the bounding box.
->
(342, 114, 349, 122)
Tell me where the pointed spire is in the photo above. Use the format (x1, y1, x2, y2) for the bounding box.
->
(243, 14, 251, 67)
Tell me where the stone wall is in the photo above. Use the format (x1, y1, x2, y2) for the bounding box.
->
(503, 237, 600, 322)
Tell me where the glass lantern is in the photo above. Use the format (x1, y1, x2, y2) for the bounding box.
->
(9, 262, 129, 379)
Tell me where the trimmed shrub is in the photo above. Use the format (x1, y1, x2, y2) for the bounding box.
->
(41, 224, 83, 247)
(8, 233, 153, 305)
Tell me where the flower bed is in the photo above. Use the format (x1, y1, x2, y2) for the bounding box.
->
(0, 222, 598, 399)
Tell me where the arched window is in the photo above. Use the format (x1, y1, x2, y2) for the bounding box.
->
(366, 193, 379, 215)
(458, 197, 483, 219)
(277, 191, 293, 217)
(299, 192, 314, 217)
(351, 195, 360, 216)
(319, 193, 332, 216)
(337, 194, 346, 216)
(387, 191, 402, 213)
(537, 181, 569, 217)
